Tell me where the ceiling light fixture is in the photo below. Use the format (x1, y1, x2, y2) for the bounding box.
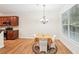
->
(40, 4, 48, 24)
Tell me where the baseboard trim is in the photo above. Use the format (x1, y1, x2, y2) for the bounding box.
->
(60, 39, 79, 54)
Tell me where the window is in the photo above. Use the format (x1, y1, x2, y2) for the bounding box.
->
(62, 4, 79, 43)
(62, 11, 68, 37)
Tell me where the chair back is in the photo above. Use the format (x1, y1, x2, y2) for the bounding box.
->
(39, 39, 47, 53)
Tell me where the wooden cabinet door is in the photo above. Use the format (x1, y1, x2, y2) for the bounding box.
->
(7, 31, 14, 40)
(6, 30, 18, 40)
(10, 16, 18, 26)
(0, 17, 3, 26)
(0, 17, 10, 26)
(13, 30, 18, 39)
(3, 17, 8, 26)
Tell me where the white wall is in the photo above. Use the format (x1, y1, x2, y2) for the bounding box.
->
(0, 4, 64, 39)
(0, 10, 62, 39)
(19, 12, 60, 38)
(59, 4, 79, 54)
(4, 11, 61, 38)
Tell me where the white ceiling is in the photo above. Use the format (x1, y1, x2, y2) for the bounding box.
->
(0, 4, 65, 14)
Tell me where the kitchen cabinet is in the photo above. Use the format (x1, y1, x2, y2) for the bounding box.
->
(0, 16, 19, 26)
(6, 30, 19, 40)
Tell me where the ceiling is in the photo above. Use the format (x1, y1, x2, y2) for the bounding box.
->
(0, 4, 65, 14)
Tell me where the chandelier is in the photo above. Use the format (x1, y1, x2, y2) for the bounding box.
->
(40, 4, 48, 24)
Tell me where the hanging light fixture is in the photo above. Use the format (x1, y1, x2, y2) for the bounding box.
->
(40, 4, 48, 24)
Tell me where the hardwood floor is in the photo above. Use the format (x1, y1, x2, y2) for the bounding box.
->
(0, 39, 72, 54)
(55, 40, 72, 54)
